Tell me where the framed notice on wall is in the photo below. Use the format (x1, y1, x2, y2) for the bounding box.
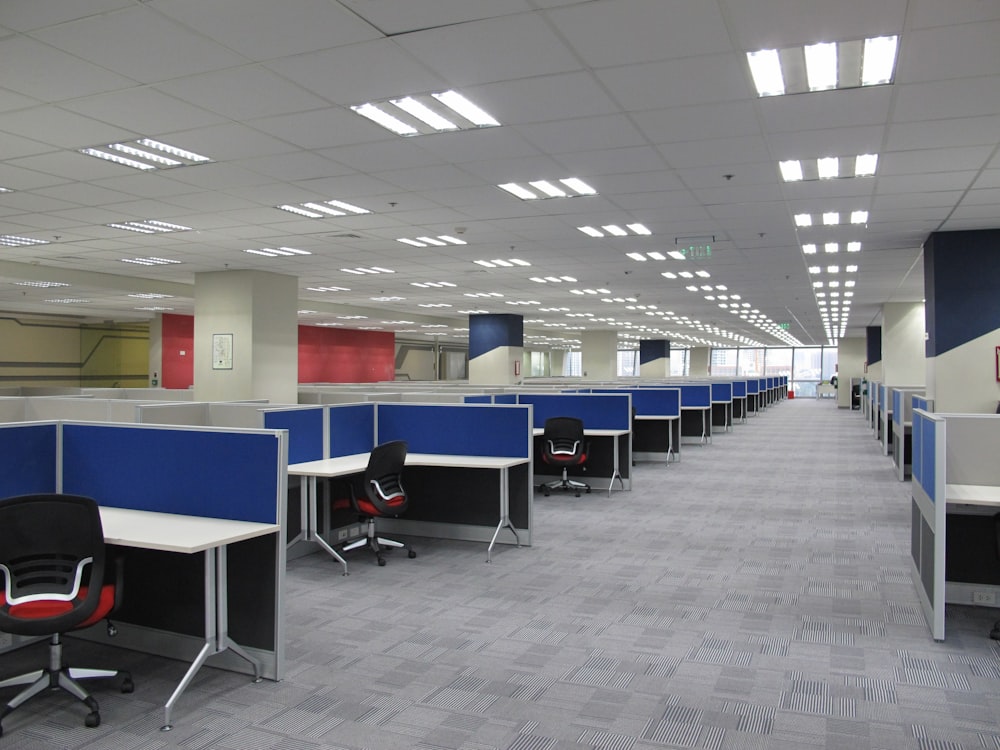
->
(213, 333, 233, 370)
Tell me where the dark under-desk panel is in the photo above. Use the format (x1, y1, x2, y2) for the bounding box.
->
(531, 432, 629, 487)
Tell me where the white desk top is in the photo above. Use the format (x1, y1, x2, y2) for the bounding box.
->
(946, 484, 1000, 507)
(633, 414, 679, 421)
(532, 427, 629, 437)
(288, 452, 530, 479)
(100, 506, 280, 554)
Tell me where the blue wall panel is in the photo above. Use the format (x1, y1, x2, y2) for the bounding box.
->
(517, 393, 630, 430)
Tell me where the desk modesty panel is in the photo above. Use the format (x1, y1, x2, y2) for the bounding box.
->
(0, 421, 57, 497)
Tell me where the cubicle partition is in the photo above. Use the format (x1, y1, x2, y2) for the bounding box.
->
(911, 411, 1000, 641)
(891, 387, 924, 480)
(746, 379, 761, 416)
(0, 419, 288, 726)
(730, 379, 748, 423)
(590, 387, 681, 463)
(515, 392, 632, 491)
(710, 382, 733, 432)
(678, 383, 712, 445)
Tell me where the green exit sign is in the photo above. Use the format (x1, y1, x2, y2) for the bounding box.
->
(682, 244, 712, 259)
(778, 322, 790, 330)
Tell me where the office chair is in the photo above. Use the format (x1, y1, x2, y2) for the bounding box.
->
(0, 493, 133, 737)
(333, 440, 417, 566)
(538, 416, 591, 497)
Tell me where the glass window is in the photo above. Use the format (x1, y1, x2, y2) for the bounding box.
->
(822, 348, 838, 381)
(764, 348, 792, 377)
(737, 348, 764, 376)
(711, 348, 738, 377)
(563, 351, 582, 377)
(792, 347, 822, 381)
(670, 349, 689, 377)
(617, 349, 638, 377)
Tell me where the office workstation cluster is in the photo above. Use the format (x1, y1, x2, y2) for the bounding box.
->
(858, 383, 1000, 642)
(0, 377, 792, 735)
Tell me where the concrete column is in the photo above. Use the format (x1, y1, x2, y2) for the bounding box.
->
(689, 347, 710, 377)
(581, 330, 617, 380)
(836, 337, 865, 409)
(469, 314, 523, 385)
(639, 340, 670, 379)
(148, 313, 163, 387)
(193, 270, 298, 403)
(924, 229, 1000, 412)
(882, 302, 925, 386)
(866, 326, 883, 381)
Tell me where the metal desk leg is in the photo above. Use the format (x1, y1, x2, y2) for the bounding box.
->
(487, 467, 519, 563)
(303, 476, 348, 575)
(161, 546, 262, 731)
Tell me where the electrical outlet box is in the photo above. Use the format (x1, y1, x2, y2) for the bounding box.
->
(972, 590, 997, 605)
(350, 526, 361, 538)
(337, 529, 349, 540)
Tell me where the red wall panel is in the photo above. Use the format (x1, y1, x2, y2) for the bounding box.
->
(159, 315, 395, 386)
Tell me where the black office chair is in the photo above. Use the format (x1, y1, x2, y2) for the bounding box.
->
(333, 440, 417, 567)
(538, 416, 591, 497)
(0, 493, 133, 737)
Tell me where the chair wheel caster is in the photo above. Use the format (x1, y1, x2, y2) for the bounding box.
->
(121, 677, 135, 693)
(543, 489, 550, 496)
(586, 487, 591, 494)
(408, 550, 417, 558)
(85, 711, 101, 728)
(377, 557, 386, 566)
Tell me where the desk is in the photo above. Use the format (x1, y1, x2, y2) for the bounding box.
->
(532, 427, 629, 495)
(289, 452, 528, 567)
(632, 414, 679, 463)
(680, 406, 711, 445)
(99, 507, 278, 731)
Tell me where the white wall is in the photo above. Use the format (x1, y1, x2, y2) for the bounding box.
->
(882, 302, 925, 386)
(837, 337, 866, 408)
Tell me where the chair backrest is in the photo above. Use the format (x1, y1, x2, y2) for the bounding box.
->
(364, 440, 409, 516)
(542, 416, 585, 460)
(0, 493, 107, 637)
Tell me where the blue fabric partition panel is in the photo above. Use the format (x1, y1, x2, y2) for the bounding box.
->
(711, 383, 732, 402)
(263, 407, 324, 464)
(376, 403, 530, 458)
(747, 380, 759, 394)
(0, 422, 57, 498)
(732, 380, 747, 397)
(60, 424, 281, 524)
(463, 395, 494, 403)
(516, 393, 630, 429)
(328, 403, 375, 457)
(594, 388, 679, 417)
(494, 394, 517, 404)
(679, 384, 711, 407)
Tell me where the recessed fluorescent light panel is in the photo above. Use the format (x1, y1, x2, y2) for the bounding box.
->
(306, 285, 351, 292)
(352, 90, 500, 136)
(277, 199, 370, 218)
(244, 247, 312, 257)
(473, 258, 531, 268)
(1, 235, 51, 247)
(107, 220, 191, 234)
(498, 178, 596, 200)
(128, 293, 173, 299)
(341, 266, 394, 275)
(779, 155, 878, 181)
(120, 257, 181, 266)
(15, 280, 69, 288)
(578, 223, 650, 237)
(79, 138, 211, 170)
(795, 210, 869, 227)
(397, 235, 467, 247)
(747, 36, 898, 97)
(45, 298, 91, 304)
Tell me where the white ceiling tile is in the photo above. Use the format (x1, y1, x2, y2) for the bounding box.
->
(0, 0, 133, 32)
(31, 6, 246, 83)
(153, 0, 382, 60)
(596, 54, 751, 110)
(0, 35, 135, 102)
(393, 12, 581, 86)
(339, 0, 531, 36)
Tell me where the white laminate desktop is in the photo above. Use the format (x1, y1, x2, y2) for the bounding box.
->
(99, 507, 279, 731)
(288, 452, 529, 569)
(945, 484, 1000, 507)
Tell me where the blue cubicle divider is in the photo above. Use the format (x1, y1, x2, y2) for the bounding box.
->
(61, 423, 282, 524)
(463, 395, 494, 404)
(0, 422, 58, 497)
(263, 407, 325, 464)
(494, 394, 517, 404)
(747, 380, 759, 395)
(591, 387, 679, 416)
(710, 382, 732, 402)
(516, 393, 630, 429)
(678, 383, 711, 407)
(328, 403, 376, 457)
(732, 380, 747, 397)
(915, 412, 936, 502)
(892, 389, 903, 428)
(376, 403, 530, 457)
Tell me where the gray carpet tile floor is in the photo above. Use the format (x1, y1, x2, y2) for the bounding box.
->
(3, 397, 1000, 749)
